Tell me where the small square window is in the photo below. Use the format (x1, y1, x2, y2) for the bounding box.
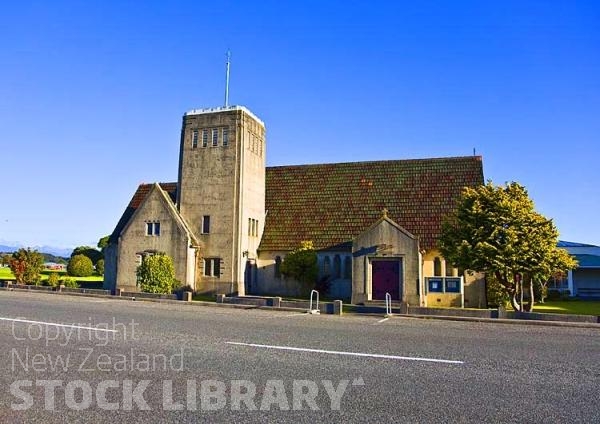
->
(146, 222, 160, 236)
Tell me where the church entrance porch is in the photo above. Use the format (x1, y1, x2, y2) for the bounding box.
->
(371, 259, 402, 300)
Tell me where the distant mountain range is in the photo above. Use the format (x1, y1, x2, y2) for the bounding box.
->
(0, 244, 73, 258)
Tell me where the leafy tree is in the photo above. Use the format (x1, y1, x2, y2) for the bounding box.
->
(95, 259, 105, 276)
(1, 253, 12, 267)
(9, 248, 44, 285)
(280, 241, 318, 293)
(71, 246, 103, 265)
(97, 235, 110, 253)
(439, 181, 577, 312)
(67, 254, 94, 277)
(136, 253, 178, 294)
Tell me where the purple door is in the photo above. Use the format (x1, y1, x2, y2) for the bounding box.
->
(372, 260, 401, 300)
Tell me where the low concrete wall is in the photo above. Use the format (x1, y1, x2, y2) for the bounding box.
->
(61, 287, 111, 296)
(121, 291, 177, 300)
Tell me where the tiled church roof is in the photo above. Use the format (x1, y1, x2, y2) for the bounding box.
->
(110, 157, 483, 252)
(109, 183, 177, 243)
(260, 156, 484, 252)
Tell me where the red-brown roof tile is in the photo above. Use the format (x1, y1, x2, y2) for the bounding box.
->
(260, 156, 483, 251)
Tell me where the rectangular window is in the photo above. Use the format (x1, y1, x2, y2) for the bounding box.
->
(201, 215, 210, 234)
(212, 128, 218, 147)
(204, 258, 221, 277)
(146, 222, 160, 236)
(192, 130, 198, 148)
(222, 128, 228, 146)
(202, 129, 208, 147)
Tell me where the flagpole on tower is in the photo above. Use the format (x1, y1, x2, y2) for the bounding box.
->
(224, 50, 231, 107)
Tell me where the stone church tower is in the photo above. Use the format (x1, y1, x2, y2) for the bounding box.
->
(177, 106, 266, 295)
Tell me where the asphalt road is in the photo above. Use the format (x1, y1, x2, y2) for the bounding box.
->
(0, 291, 598, 423)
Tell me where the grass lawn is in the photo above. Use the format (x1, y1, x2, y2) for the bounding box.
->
(0, 267, 103, 284)
(0, 267, 14, 279)
(534, 300, 600, 316)
(192, 293, 217, 302)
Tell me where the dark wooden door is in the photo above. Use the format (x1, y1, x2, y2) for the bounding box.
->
(372, 260, 401, 300)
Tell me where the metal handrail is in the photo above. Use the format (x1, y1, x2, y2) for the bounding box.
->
(309, 290, 320, 314)
(385, 292, 392, 317)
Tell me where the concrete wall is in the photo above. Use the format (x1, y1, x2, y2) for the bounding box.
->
(178, 107, 265, 295)
(352, 218, 420, 305)
(422, 249, 486, 308)
(317, 252, 352, 300)
(254, 251, 305, 297)
(115, 187, 193, 292)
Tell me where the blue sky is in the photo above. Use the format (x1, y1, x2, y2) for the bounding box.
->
(1, 0, 599, 249)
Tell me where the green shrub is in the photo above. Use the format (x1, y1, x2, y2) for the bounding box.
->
(61, 277, 79, 288)
(486, 274, 510, 308)
(46, 272, 60, 287)
(67, 254, 94, 277)
(136, 254, 177, 294)
(95, 259, 105, 276)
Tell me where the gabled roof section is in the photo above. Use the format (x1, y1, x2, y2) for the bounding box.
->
(363, 211, 417, 240)
(260, 156, 483, 252)
(109, 182, 178, 243)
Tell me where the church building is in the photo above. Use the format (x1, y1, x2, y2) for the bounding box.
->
(104, 105, 486, 307)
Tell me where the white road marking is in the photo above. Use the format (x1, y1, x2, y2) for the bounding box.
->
(0, 317, 118, 333)
(373, 317, 389, 325)
(226, 341, 464, 364)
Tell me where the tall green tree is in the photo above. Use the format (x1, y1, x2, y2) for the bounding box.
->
(9, 248, 44, 285)
(136, 253, 178, 294)
(97, 235, 110, 253)
(280, 241, 318, 294)
(71, 246, 103, 265)
(439, 181, 576, 312)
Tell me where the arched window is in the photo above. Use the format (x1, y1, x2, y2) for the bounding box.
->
(333, 255, 341, 279)
(274, 256, 282, 279)
(323, 256, 331, 276)
(343, 256, 352, 280)
(433, 257, 442, 276)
